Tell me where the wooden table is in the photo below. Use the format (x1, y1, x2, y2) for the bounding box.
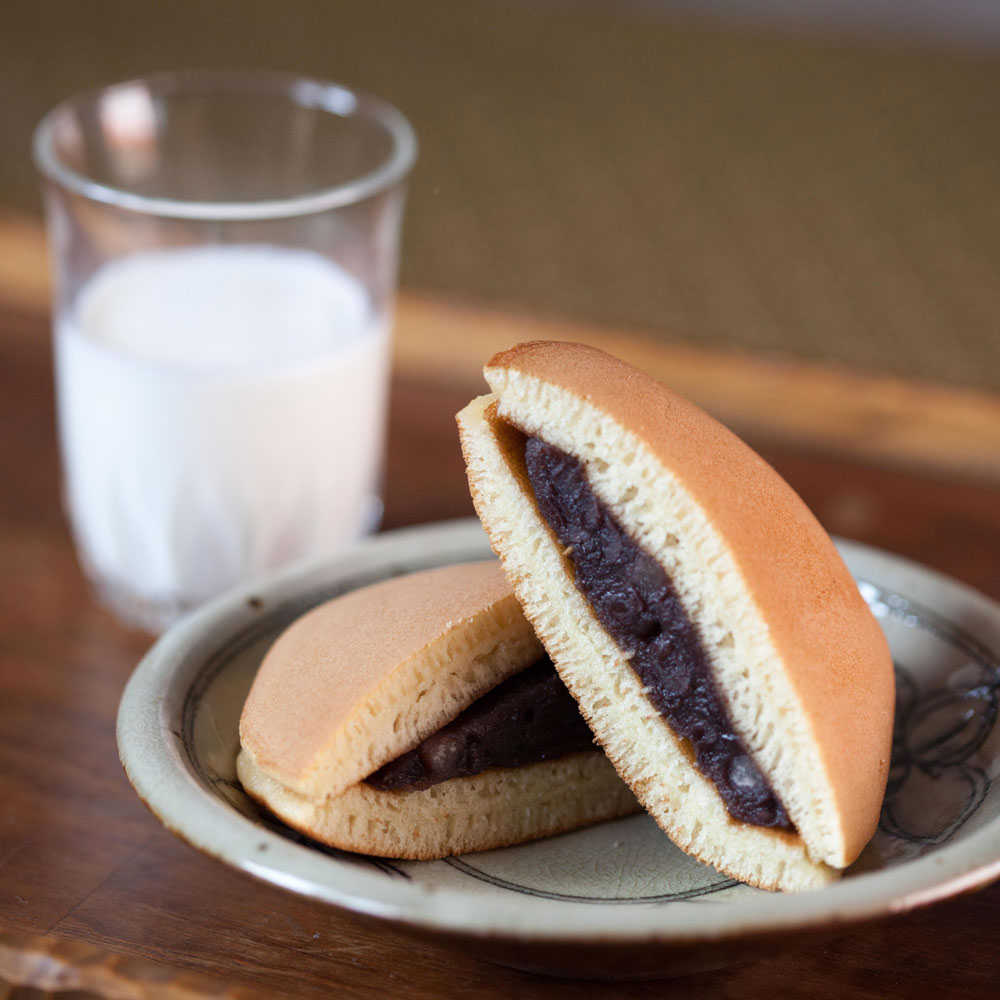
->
(4, 226, 1000, 996)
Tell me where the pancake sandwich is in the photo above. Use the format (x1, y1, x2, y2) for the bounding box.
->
(456, 341, 895, 891)
(238, 560, 638, 859)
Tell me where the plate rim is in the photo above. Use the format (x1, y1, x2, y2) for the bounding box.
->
(117, 518, 1000, 946)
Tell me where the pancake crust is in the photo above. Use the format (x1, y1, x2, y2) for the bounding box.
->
(238, 559, 639, 858)
(457, 341, 895, 890)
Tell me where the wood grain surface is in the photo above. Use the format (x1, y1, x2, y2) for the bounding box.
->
(3, 295, 1000, 997)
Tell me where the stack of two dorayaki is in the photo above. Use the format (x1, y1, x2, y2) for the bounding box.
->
(238, 342, 894, 892)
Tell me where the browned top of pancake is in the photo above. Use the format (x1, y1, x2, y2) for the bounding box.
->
(239, 560, 519, 784)
(485, 341, 894, 862)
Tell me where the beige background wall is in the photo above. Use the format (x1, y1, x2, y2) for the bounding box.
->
(4, 0, 1000, 389)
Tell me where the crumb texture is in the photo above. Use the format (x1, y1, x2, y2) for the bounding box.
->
(457, 343, 893, 889)
(238, 748, 639, 858)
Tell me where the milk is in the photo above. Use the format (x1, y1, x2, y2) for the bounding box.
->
(54, 245, 390, 626)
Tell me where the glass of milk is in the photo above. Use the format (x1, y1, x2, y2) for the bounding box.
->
(33, 71, 417, 631)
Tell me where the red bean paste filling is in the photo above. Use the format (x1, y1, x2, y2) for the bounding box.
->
(524, 435, 792, 831)
(364, 656, 597, 792)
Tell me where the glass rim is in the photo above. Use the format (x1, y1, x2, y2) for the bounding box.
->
(32, 69, 418, 221)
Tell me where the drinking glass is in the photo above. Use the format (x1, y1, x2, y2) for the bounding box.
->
(33, 71, 417, 631)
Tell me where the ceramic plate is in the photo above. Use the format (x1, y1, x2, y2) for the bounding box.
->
(118, 519, 1000, 979)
